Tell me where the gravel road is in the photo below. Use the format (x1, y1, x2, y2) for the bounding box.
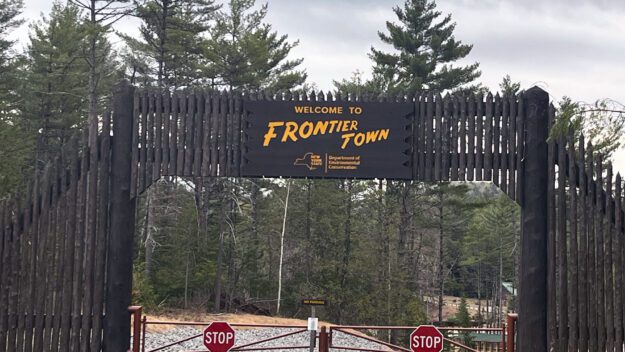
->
(142, 326, 395, 351)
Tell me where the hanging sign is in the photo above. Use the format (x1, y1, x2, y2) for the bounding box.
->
(242, 101, 413, 179)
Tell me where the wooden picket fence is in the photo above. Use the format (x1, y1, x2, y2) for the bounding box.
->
(548, 103, 625, 352)
(1, 81, 623, 351)
(130, 89, 525, 205)
(0, 113, 111, 351)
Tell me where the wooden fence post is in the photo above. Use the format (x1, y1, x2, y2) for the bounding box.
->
(105, 80, 137, 351)
(519, 86, 549, 352)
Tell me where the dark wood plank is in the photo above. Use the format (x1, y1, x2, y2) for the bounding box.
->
(130, 91, 140, 197)
(43, 161, 58, 352)
(50, 159, 67, 352)
(59, 139, 79, 350)
(154, 91, 163, 181)
(139, 90, 148, 193)
(546, 106, 556, 350)
(476, 94, 483, 181)
(16, 184, 33, 352)
(578, 136, 588, 352)
(177, 92, 187, 176)
(233, 93, 243, 177)
(425, 93, 434, 182)
(442, 95, 451, 181)
(194, 90, 204, 177)
(146, 90, 155, 185)
(493, 94, 501, 186)
(508, 95, 516, 199)
(587, 143, 598, 351)
(450, 96, 459, 181)
(459, 95, 467, 181)
(202, 91, 212, 176)
(516, 95, 524, 204)
(484, 93, 493, 181)
(467, 94, 475, 181)
(557, 136, 568, 352)
(567, 131, 578, 352)
(219, 92, 228, 176)
(210, 92, 220, 177)
(23, 175, 40, 352)
(605, 163, 615, 351)
(169, 92, 179, 176)
(184, 91, 195, 176)
(596, 154, 606, 352)
(6, 197, 19, 352)
(90, 110, 111, 352)
(227, 95, 235, 176)
(35, 164, 53, 351)
(70, 141, 89, 350)
(615, 172, 624, 352)
(80, 115, 101, 351)
(434, 94, 442, 181)
(500, 96, 509, 195)
(162, 91, 171, 176)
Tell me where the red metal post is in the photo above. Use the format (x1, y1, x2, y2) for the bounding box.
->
(507, 314, 518, 352)
(318, 326, 329, 352)
(128, 306, 143, 352)
(502, 325, 506, 352)
(142, 315, 147, 352)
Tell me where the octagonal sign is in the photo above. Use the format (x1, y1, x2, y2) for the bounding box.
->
(410, 325, 443, 352)
(203, 322, 235, 352)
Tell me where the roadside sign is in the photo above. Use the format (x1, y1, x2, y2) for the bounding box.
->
(203, 322, 235, 352)
(410, 325, 444, 352)
(301, 299, 327, 306)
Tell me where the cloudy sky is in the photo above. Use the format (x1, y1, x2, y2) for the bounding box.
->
(12, 0, 625, 169)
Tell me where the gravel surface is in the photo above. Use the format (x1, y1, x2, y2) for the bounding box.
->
(142, 326, 395, 351)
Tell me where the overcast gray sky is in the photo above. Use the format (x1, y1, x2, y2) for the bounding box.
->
(13, 0, 625, 170)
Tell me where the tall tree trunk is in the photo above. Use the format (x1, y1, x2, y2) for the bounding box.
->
(337, 180, 353, 323)
(213, 183, 227, 312)
(438, 202, 444, 323)
(305, 180, 312, 283)
(249, 181, 260, 298)
(145, 188, 156, 277)
(477, 262, 482, 323)
(276, 181, 291, 315)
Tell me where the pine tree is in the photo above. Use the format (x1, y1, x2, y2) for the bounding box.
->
(0, 0, 28, 196)
(122, 0, 220, 88)
(370, 0, 480, 93)
(20, 2, 90, 166)
(68, 0, 130, 149)
(203, 0, 306, 91)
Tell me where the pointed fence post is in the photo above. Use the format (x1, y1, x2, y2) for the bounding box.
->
(519, 86, 549, 352)
(105, 80, 137, 351)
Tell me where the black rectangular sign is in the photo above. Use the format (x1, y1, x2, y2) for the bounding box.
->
(302, 299, 328, 306)
(242, 101, 413, 179)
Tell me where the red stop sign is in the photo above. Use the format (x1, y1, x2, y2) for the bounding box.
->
(203, 322, 235, 352)
(410, 325, 444, 352)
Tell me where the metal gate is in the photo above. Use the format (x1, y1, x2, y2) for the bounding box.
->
(129, 307, 518, 352)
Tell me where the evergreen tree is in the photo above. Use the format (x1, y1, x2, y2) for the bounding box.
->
(0, 0, 28, 196)
(20, 2, 90, 166)
(203, 0, 306, 91)
(68, 0, 130, 145)
(499, 74, 520, 96)
(122, 0, 220, 88)
(370, 0, 480, 93)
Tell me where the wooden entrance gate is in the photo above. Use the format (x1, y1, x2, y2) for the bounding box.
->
(1, 80, 622, 351)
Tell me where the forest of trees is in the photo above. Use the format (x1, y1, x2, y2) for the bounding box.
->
(0, 0, 622, 330)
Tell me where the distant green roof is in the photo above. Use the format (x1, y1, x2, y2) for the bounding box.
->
(470, 332, 503, 343)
